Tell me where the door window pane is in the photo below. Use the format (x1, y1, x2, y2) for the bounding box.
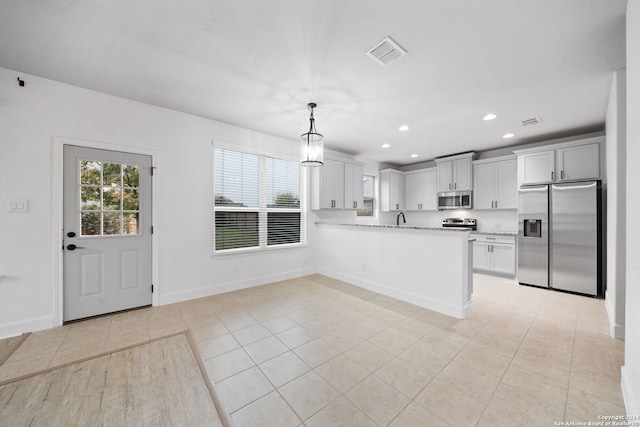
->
(79, 159, 141, 236)
(103, 163, 121, 186)
(81, 187, 100, 210)
(81, 212, 101, 235)
(123, 189, 139, 211)
(103, 212, 122, 235)
(81, 160, 101, 185)
(102, 188, 121, 210)
(123, 212, 140, 235)
(123, 165, 139, 187)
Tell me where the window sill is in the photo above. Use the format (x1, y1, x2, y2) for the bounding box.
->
(211, 243, 308, 258)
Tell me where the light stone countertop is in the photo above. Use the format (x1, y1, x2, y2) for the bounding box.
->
(314, 222, 517, 236)
(471, 230, 518, 236)
(314, 221, 471, 232)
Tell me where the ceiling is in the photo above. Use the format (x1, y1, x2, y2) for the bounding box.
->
(0, 0, 627, 166)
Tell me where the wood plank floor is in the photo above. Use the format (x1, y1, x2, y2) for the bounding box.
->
(0, 333, 224, 427)
(0, 334, 29, 367)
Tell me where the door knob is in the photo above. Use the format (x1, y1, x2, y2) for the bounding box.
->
(67, 232, 76, 238)
(66, 244, 85, 251)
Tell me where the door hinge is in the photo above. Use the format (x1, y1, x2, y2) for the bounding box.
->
(151, 284, 154, 293)
(151, 167, 155, 176)
(151, 225, 154, 234)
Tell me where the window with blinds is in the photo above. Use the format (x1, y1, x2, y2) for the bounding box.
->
(214, 147, 304, 252)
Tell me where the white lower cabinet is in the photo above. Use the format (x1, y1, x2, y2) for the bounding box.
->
(472, 234, 516, 276)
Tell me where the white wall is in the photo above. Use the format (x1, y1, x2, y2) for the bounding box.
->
(605, 69, 626, 340)
(0, 67, 317, 337)
(622, 1, 640, 417)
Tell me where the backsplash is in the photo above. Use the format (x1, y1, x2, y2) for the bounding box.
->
(378, 209, 517, 232)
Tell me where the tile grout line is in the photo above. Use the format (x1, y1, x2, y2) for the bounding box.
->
(564, 305, 579, 422)
(469, 288, 536, 426)
(0, 332, 31, 367)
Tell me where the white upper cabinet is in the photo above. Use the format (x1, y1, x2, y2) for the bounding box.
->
(495, 159, 518, 209)
(435, 153, 475, 192)
(310, 156, 364, 210)
(556, 143, 600, 181)
(405, 169, 437, 211)
(472, 162, 494, 210)
(344, 163, 364, 210)
(436, 160, 453, 192)
(518, 150, 555, 185)
(515, 137, 603, 186)
(473, 157, 517, 209)
(380, 169, 404, 211)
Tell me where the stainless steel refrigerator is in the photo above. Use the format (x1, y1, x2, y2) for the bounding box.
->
(518, 181, 601, 296)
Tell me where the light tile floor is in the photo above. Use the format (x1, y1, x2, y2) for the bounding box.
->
(0, 273, 626, 426)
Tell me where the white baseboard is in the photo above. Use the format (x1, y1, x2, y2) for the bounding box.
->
(317, 266, 467, 319)
(157, 268, 317, 306)
(621, 366, 639, 416)
(605, 290, 626, 340)
(0, 316, 54, 339)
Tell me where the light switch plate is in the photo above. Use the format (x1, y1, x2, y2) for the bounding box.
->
(7, 200, 29, 213)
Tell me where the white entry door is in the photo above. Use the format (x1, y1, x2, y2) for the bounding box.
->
(63, 145, 152, 321)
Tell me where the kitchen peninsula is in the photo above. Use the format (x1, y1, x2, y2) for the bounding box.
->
(315, 222, 474, 319)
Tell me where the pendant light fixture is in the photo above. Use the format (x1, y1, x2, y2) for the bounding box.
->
(300, 102, 324, 166)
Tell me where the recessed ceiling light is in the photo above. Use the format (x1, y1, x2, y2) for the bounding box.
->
(381, 143, 390, 148)
(398, 125, 410, 132)
(483, 114, 497, 121)
(410, 154, 418, 158)
(503, 133, 515, 139)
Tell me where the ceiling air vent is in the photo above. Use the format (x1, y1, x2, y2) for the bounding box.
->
(366, 36, 407, 66)
(519, 117, 542, 127)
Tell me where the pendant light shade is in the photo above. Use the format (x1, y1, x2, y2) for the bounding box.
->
(300, 102, 324, 166)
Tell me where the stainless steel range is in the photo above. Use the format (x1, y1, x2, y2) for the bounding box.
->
(442, 218, 477, 230)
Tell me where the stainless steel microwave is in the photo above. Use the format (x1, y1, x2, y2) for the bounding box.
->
(437, 190, 472, 210)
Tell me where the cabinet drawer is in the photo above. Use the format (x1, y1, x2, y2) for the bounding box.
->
(473, 234, 515, 245)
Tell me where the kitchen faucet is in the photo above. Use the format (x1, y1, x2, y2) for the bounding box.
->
(397, 211, 406, 226)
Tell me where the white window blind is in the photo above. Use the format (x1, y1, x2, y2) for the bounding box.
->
(214, 147, 304, 252)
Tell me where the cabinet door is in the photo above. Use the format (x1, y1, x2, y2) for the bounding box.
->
(473, 163, 494, 209)
(344, 163, 364, 209)
(556, 143, 600, 181)
(453, 157, 472, 190)
(491, 244, 516, 275)
(421, 170, 438, 210)
(519, 151, 555, 185)
(320, 159, 344, 209)
(405, 172, 423, 211)
(405, 170, 437, 211)
(437, 160, 453, 192)
(473, 242, 492, 270)
(389, 172, 404, 211)
(495, 159, 517, 209)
